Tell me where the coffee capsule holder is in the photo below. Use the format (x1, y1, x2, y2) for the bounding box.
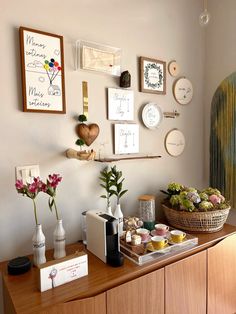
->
(120, 226, 198, 265)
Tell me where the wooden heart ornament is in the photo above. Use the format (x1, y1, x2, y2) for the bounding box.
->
(76, 123, 100, 146)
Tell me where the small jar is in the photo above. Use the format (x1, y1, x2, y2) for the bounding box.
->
(131, 234, 142, 246)
(138, 195, 156, 231)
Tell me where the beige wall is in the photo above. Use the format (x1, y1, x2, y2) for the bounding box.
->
(205, 0, 236, 224)
(0, 0, 206, 312)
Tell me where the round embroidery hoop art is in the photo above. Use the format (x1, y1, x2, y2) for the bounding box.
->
(173, 77, 193, 105)
(165, 129, 186, 156)
(168, 60, 179, 77)
(142, 103, 163, 129)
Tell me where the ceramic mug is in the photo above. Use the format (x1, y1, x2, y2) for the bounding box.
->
(155, 224, 169, 236)
(170, 230, 186, 243)
(151, 236, 168, 250)
(136, 228, 150, 241)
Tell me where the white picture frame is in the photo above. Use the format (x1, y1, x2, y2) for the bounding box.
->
(108, 88, 134, 121)
(114, 124, 139, 154)
(76, 40, 121, 76)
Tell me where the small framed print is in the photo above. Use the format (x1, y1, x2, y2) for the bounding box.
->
(140, 56, 166, 94)
(108, 88, 134, 121)
(114, 124, 139, 154)
(19, 27, 66, 113)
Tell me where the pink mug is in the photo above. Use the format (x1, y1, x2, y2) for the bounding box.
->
(136, 228, 150, 241)
(155, 224, 169, 236)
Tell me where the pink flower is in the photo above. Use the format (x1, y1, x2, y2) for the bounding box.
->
(28, 182, 38, 194)
(42, 174, 62, 220)
(41, 183, 47, 193)
(48, 174, 62, 188)
(209, 194, 221, 205)
(15, 179, 24, 190)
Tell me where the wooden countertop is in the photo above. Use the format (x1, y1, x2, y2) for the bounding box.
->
(1, 223, 236, 314)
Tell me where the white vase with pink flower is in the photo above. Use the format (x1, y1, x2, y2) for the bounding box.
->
(15, 177, 46, 266)
(43, 174, 66, 259)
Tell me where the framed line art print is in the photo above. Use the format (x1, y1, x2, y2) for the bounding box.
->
(108, 88, 134, 121)
(19, 27, 66, 113)
(114, 123, 139, 154)
(140, 56, 166, 94)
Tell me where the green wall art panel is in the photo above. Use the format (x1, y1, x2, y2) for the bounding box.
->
(210, 72, 236, 208)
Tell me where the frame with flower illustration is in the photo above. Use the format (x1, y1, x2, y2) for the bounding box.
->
(19, 26, 66, 113)
(140, 56, 166, 94)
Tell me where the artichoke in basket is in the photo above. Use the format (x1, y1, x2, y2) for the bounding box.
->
(161, 182, 229, 212)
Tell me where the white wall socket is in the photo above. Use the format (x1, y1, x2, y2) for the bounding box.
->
(15, 165, 40, 184)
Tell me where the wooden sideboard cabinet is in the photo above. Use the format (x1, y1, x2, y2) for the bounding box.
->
(107, 268, 164, 314)
(208, 234, 236, 314)
(165, 251, 206, 314)
(38, 293, 106, 314)
(1, 224, 236, 314)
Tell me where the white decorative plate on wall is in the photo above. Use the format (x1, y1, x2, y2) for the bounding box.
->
(173, 77, 193, 105)
(142, 103, 163, 129)
(165, 129, 185, 156)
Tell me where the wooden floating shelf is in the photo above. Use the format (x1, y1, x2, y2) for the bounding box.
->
(94, 155, 162, 162)
(66, 149, 161, 162)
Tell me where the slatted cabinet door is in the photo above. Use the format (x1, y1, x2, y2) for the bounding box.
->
(165, 251, 207, 314)
(39, 293, 106, 314)
(107, 268, 164, 314)
(208, 234, 236, 314)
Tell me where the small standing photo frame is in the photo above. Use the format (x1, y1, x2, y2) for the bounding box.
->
(19, 27, 66, 113)
(140, 56, 166, 94)
(114, 124, 139, 154)
(108, 88, 134, 121)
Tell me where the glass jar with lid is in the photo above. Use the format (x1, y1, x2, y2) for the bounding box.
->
(138, 194, 156, 231)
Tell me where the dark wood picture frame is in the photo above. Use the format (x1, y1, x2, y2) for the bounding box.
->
(19, 26, 66, 113)
(140, 56, 166, 95)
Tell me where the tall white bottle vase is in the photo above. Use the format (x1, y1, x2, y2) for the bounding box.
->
(32, 224, 46, 266)
(113, 203, 123, 235)
(53, 219, 66, 259)
(107, 205, 113, 216)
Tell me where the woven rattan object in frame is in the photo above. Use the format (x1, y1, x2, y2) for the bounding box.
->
(162, 204, 230, 233)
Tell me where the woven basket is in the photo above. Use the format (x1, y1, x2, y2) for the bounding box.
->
(162, 204, 230, 233)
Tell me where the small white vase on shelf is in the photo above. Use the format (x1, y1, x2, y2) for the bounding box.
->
(32, 224, 46, 266)
(106, 205, 113, 216)
(113, 203, 123, 235)
(53, 219, 66, 259)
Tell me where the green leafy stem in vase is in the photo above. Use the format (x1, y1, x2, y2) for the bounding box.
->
(99, 165, 128, 207)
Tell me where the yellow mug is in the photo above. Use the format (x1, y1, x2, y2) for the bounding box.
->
(170, 230, 186, 243)
(151, 236, 168, 250)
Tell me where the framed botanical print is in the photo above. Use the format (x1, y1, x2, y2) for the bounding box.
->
(19, 27, 66, 113)
(140, 56, 166, 94)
